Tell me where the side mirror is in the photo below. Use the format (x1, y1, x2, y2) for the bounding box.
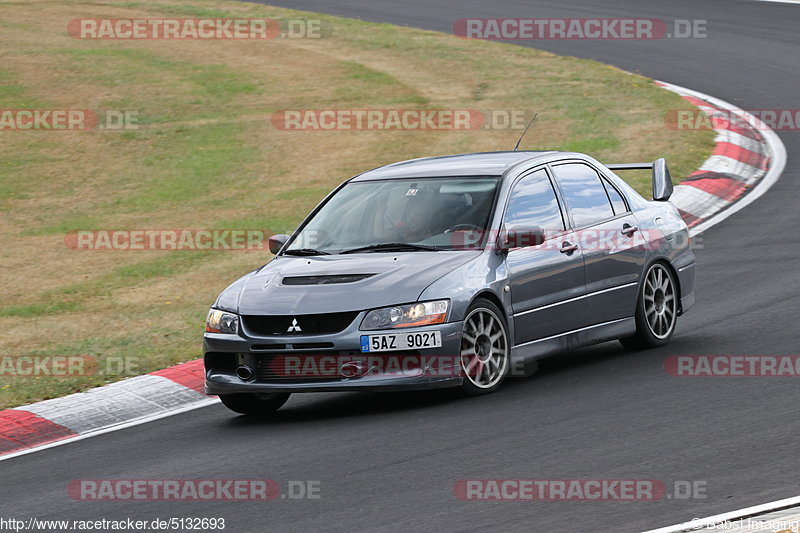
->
(268, 234, 289, 255)
(496, 226, 545, 253)
(652, 158, 673, 201)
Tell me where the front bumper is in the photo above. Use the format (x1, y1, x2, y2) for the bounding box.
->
(204, 318, 464, 394)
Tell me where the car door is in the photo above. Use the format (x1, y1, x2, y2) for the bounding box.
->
(550, 162, 645, 324)
(503, 167, 588, 346)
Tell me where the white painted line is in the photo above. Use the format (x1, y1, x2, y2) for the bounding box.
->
(716, 129, 766, 155)
(697, 155, 764, 184)
(0, 397, 220, 462)
(670, 184, 735, 219)
(18, 374, 207, 433)
(641, 494, 800, 533)
(753, 0, 800, 5)
(657, 80, 787, 237)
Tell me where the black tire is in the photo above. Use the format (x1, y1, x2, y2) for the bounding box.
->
(459, 298, 510, 396)
(219, 392, 291, 415)
(620, 262, 678, 350)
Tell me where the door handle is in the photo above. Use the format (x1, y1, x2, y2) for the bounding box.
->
(560, 241, 578, 254)
(621, 224, 638, 237)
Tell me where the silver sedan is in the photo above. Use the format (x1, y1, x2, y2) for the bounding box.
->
(203, 151, 695, 414)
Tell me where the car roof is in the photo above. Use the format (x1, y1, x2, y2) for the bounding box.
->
(350, 151, 559, 181)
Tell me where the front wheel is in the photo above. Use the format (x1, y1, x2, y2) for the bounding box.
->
(459, 299, 510, 396)
(620, 262, 678, 350)
(219, 392, 291, 415)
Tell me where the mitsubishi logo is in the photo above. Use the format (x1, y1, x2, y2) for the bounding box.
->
(287, 318, 302, 333)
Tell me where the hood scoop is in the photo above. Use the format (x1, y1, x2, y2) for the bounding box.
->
(281, 273, 376, 285)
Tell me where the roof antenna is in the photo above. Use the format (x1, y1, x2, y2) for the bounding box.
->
(513, 112, 538, 151)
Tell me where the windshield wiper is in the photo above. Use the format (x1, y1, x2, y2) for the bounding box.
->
(340, 242, 441, 254)
(283, 248, 331, 256)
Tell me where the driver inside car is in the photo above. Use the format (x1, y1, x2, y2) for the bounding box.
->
(394, 187, 448, 242)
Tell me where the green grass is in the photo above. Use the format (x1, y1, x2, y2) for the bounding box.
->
(0, 302, 81, 318)
(117, 122, 260, 210)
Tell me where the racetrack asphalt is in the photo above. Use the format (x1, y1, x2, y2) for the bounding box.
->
(2, 1, 799, 531)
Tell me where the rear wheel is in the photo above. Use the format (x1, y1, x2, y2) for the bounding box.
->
(620, 262, 678, 350)
(459, 299, 510, 396)
(219, 392, 291, 415)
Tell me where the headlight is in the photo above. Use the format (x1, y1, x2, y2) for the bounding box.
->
(206, 309, 239, 334)
(361, 300, 449, 330)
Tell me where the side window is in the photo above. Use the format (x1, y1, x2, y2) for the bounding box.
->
(504, 169, 565, 232)
(602, 177, 628, 215)
(552, 163, 615, 228)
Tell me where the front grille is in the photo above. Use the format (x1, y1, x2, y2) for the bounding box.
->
(242, 312, 359, 336)
(282, 274, 375, 285)
(255, 354, 343, 383)
(254, 351, 421, 383)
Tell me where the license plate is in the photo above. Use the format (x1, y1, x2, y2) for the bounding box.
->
(360, 331, 442, 352)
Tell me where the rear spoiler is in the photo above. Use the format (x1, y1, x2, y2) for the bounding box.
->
(605, 158, 673, 201)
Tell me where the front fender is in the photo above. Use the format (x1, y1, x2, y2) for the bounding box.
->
(418, 250, 512, 338)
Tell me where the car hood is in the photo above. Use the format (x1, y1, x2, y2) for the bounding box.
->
(234, 251, 481, 315)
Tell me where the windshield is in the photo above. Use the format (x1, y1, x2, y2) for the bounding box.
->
(285, 177, 500, 254)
